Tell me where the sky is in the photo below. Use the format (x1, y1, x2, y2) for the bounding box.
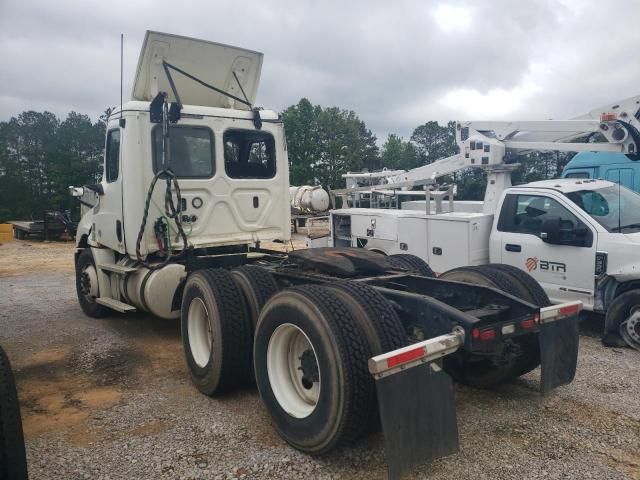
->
(1, 0, 639, 141)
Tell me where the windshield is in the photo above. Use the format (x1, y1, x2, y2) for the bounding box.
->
(565, 185, 640, 233)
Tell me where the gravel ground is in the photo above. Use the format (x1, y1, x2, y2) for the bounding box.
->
(1, 240, 639, 480)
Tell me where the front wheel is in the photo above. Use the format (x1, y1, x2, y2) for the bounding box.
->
(75, 248, 108, 318)
(604, 290, 640, 350)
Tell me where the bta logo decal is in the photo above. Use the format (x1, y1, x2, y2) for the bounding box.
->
(525, 257, 567, 273)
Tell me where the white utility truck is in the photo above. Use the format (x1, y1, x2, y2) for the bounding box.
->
(331, 96, 640, 350)
(72, 31, 583, 478)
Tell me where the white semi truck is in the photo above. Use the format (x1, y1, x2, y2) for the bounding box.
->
(72, 31, 584, 478)
(331, 97, 640, 350)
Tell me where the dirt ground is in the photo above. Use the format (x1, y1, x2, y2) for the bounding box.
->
(1, 239, 639, 480)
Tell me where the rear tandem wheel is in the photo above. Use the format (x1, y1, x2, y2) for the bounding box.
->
(253, 285, 375, 454)
(439, 265, 544, 387)
(181, 269, 253, 395)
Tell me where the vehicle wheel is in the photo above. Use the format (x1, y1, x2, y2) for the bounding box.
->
(388, 254, 435, 277)
(326, 281, 406, 355)
(441, 266, 520, 296)
(0, 345, 28, 480)
(439, 266, 540, 387)
(181, 269, 252, 395)
(604, 290, 640, 351)
(481, 264, 551, 307)
(75, 248, 108, 318)
(254, 285, 374, 454)
(231, 266, 279, 328)
(326, 281, 406, 431)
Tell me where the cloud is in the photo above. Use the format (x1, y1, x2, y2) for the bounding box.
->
(0, 0, 638, 143)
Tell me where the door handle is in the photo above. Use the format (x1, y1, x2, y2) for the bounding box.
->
(505, 244, 521, 252)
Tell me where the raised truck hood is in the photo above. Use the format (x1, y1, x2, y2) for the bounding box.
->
(132, 31, 263, 110)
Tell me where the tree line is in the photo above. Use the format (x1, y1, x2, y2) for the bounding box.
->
(0, 98, 572, 222)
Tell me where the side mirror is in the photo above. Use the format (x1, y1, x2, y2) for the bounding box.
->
(69, 186, 84, 197)
(540, 217, 561, 244)
(85, 184, 104, 196)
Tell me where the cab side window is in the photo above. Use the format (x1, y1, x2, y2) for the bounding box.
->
(224, 130, 276, 179)
(105, 129, 120, 183)
(498, 194, 592, 246)
(564, 172, 590, 179)
(152, 126, 215, 178)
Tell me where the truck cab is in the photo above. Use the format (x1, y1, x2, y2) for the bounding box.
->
(490, 178, 640, 312)
(561, 151, 640, 192)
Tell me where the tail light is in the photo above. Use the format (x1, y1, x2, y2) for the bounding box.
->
(472, 327, 496, 341)
(521, 312, 540, 329)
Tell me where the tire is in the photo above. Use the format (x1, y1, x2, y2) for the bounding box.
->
(231, 266, 279, 328)
(439, 266, 540, 387)
(325, 281, 406, 432)
(254, 285, 374, 454)
(75, 248, 108, 318)
(326, 281, 406, 355)
(181, 269, 252, 395)
(604, 290, 640, 350)
(441, 266, 520, 296)
(0, 345, 28, 480)
(481, 264, 550, 307)
(388, 254, 436, 277)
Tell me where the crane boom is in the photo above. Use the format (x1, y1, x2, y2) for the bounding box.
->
(337, 94, 640, 197)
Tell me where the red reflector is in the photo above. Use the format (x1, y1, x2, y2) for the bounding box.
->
(559, 304, 580, 316)
(472, 328, 480, 339)
(521, 318, 536, 329)
(479, 329, 495, 341)
(386, 346, 425, 369)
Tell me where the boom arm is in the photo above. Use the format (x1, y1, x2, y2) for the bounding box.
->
(338, 94, 640, 195)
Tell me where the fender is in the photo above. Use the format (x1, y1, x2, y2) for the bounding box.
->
(594, 275, 640, 312)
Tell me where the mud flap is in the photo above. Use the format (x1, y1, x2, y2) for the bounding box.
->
(375, 361, 459, 480)
(539, 313, 579, 394)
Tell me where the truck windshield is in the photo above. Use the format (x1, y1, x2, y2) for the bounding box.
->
(565, 185, 640, 233)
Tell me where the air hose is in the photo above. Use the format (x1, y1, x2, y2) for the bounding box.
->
(135, 168, 189, 270)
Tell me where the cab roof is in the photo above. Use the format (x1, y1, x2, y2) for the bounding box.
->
(564, 151, 631, 169)
(517, 178, 617, 193)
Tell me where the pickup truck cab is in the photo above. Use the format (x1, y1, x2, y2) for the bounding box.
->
(561, 152, 640, 192)
(491, 178, 640, 311)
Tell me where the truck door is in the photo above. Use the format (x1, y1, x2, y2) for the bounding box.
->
(496, 193, 596, 306)
(605, 168, 634, 190)
(93, 128, 125, 253)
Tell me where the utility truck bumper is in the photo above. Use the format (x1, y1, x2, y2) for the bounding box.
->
(368, 300, 582, 479)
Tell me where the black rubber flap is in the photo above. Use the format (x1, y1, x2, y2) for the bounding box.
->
(376, 362, 459, 479)
(539, 314, 579, 394)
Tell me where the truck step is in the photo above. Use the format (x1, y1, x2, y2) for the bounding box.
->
(96, 297, 136, 313)
(98, 263, 137, 274)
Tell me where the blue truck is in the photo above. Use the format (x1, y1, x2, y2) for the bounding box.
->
(561, 152, 640, 191)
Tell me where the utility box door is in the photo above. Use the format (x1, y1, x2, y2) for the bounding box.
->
(350, 213, 399, 241)
(426, 214, 492, 274)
